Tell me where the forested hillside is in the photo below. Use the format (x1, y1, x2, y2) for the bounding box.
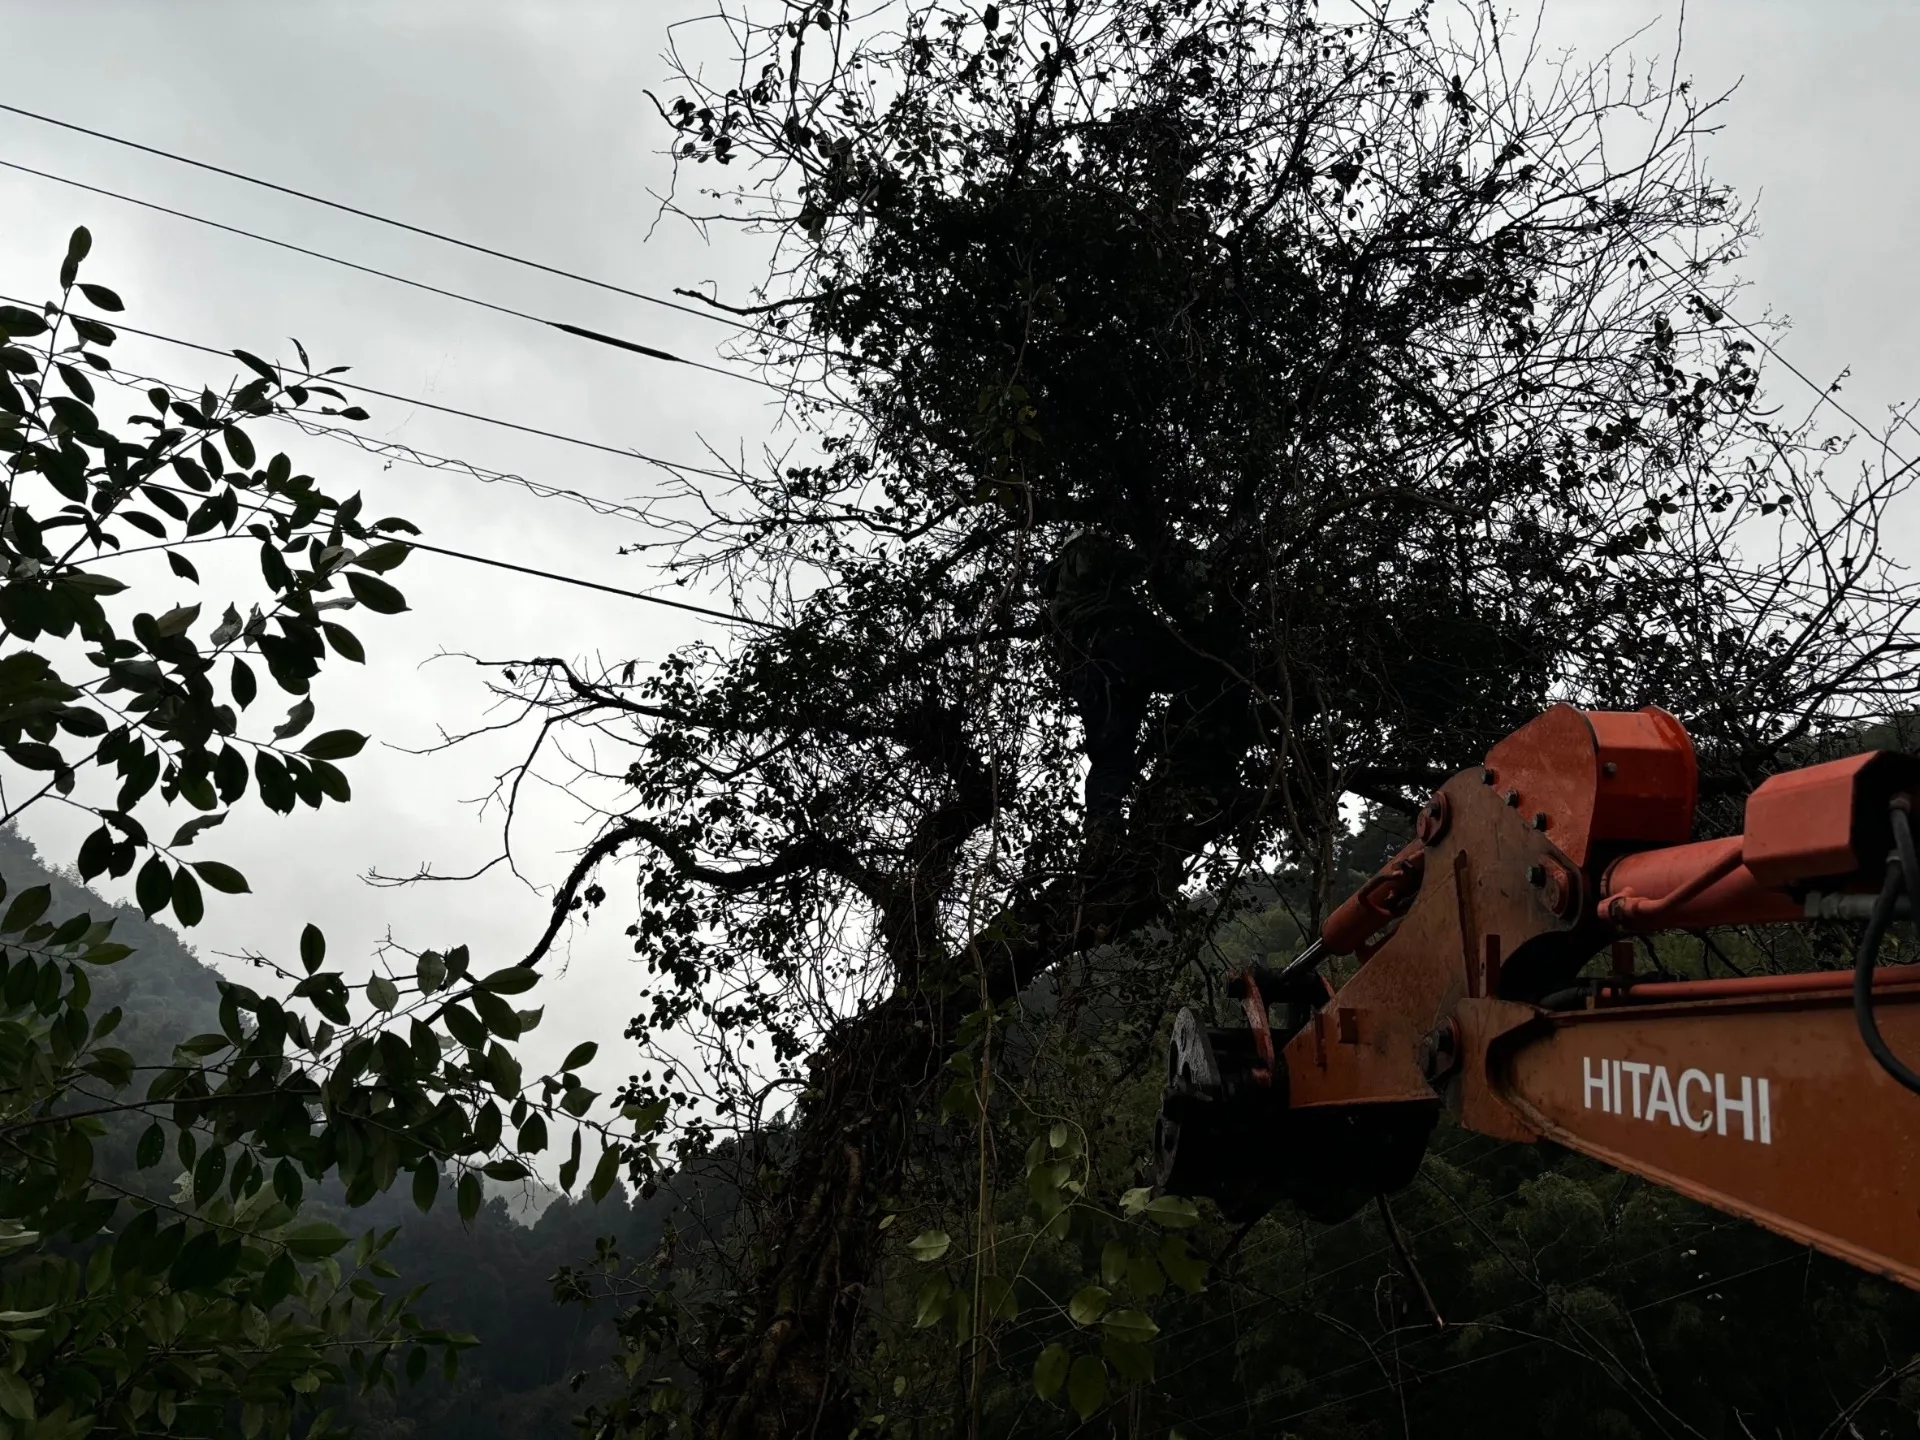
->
(0, 827, 700, 1440)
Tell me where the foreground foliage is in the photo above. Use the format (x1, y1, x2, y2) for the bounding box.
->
(0, 234, 629, 1437)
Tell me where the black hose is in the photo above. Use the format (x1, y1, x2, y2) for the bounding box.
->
(1853, 807, 1920, 1096)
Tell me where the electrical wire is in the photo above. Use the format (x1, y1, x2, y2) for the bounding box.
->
(6, 340, 780, 631)
(1643, 247, 1920, 479)
(0, 101, 759, 334)
(87, 354, 716, 549)
(396, 538, 781, 630)
(0, 155, 794, 395)
(0, 290, 747, 486)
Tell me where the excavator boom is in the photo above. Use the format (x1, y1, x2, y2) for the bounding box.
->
(1155, 705, 1920, 1287)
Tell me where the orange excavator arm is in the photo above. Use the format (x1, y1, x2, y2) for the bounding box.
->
(1155, 705, 1920, 1289)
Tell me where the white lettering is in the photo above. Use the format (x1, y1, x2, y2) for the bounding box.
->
(1582, 1056, 1775, 1143)
(1646, 1064, 1679, 1126)
(1679, 1069, 1713, 1132)
(1623, 1061, 1651, 1118)
(1584, 1055, 1610, 1112)
(1714, 1073, 1753, 1141)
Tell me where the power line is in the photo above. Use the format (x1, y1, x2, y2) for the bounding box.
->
(1643, 247, 1919, 478)
(124, 464, 779, 632)
(0, 291, 747, 486)
(398, 539, 782, 630)
(7, 330, 780, 630)
(0, 155, 792, 396)
(0, 101, 759, 335)
(88, 350, 711, 540)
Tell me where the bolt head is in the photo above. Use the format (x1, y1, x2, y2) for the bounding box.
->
(1532, 812, 1549, 830)
(1526, 863, 1546, 886)
(1481, 768, 1497, 785)
(1504, 789, 1520, 807)
(1602, 761, 1619, 778)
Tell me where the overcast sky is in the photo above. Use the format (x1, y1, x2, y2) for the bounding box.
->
(1, 1, 1916, 1142)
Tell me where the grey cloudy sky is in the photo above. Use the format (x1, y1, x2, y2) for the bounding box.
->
(0, 1, 1915, 1109)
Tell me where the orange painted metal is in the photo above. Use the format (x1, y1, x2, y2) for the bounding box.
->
(1742, 753, 1882, 886)
(1599, 968, 1920, 1004)
(1477, 704, 1695, 866)
(1486, 988, 1920, 1289)
(1600, 837, 1805, 931)
(1260, 704, 1920, 1289)
(1322, 840, 1426, 956)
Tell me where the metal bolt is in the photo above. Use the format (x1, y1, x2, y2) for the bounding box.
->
(1504, 788, 1520, 807)
(1602, 761, 1619, 778)
(1481, 768, 1497, 785)
(1532, 812, 1549, 831)
(1526, 864, 1546, 886)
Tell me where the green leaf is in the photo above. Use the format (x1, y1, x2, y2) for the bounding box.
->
(367, 975, 399, 1011)
(171, 866, 205, 926)
(1158, 1234, 1207, 1295)
(472, 988, 523, 1039)
(478, 965, 538, 995)
(191, 1142, 226, 1205)
(1067, 1355, 1107, 1421)
(346, 571, 407, 613)
(300, 728, 366, 760)
(1101, 1240, 1130, 1289)
(154, 602, 199, 638)
(282, 1221, 350, 1260)
(192, 860, 249, 894)
(1033, 1342, 1071, 1401)
(299, 923, 325, 973)
(1118, 1186, 1152, 1217)
(412, 1161, 439, 1214)
(0, 885, 49, 933)
(1100, 1309, 1160, 1345)
(906, 1230, 951, 1263)
(1142, 1195, 1200, 1229)
(321, 621, 366, 663)
(0, 1365, 33, 1420)
(170, 813, 225, 849)
(135, 855, 171, 917)
(272, 696, 315, 741)
(232, 348, 277, 383)
(353, 540, 412, 572)
(170, 1230, 240, 1291)
(456, 1171, 481, 1224)
(588, 1144, 622, 1203)
(560, 1041, 597, 1071)
(913, 1275, 951, 1329)
(443, 1002, 485, 1050)
(78, 282, 123, 311)
(1068, 1285, 1109, 1325)
(0, 305, 47, 339)
(135, 1122, 165, 1169)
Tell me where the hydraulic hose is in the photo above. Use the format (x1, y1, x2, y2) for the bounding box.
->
(1853, 805, 1920, 1096)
